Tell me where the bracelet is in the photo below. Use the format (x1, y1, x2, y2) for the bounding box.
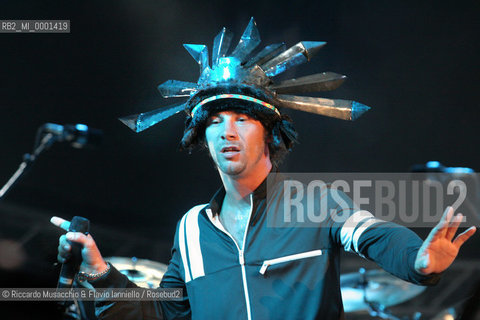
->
(78, 262, 111, 282)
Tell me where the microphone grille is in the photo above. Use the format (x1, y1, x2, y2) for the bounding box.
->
(69, 216, 90, 234)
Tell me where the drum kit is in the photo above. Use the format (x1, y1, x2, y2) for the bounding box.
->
(341, 266, 480, 320)
(105, 256, 168, 289)
(341, 267, 479, 320)
(342, 267, 434, 320)
(64, 258, 463, 320)
(341, 268, 426, 317)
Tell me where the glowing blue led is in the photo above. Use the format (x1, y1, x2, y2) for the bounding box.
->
(222, 67, 231, 80)
(445, 167, 474, 174)
(426, 161, 441, 169)
(208, 57, 241, 83)
(75, 124, 88, 132)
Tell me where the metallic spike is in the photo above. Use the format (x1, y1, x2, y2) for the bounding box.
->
(264, 52, 307, 77)
(197, 66, 212, 86)
(183, 44, 209, 74)
(246, 65, 273, 87)
(243, 43, 286, 68)
(276, 95, 370, 121)
(212, 27, 234, 66)
(301, 41, 327, 58)
(231, 17, 261, 62)
(157, 80, 198, 98)
(261, 41, 326, 77)
(351, 101, 371, 120)
(183, 44, 205, 62)
(269, 72, 346, 94)
(119, 102, 187, 132)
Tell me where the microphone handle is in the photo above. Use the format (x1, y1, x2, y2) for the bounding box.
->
(57, 216, 90, 289)
(57, 241, 84, 288)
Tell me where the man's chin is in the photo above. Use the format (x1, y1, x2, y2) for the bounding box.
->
(218, 163, 244, 176)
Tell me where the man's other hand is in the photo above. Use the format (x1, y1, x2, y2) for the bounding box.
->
(415, 207, 476, 275)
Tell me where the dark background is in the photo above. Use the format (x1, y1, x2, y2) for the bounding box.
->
(0, 0, 478, 318)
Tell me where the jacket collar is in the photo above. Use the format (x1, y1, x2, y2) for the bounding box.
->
(208, 174, 269, 216)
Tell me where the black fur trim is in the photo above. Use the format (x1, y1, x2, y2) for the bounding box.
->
(179, 84, 298, 165)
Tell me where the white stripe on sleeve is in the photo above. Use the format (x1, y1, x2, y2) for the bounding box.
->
(352, 217, 383, 254)
(340, 210, 382, 254)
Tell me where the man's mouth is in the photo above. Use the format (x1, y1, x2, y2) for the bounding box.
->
(221, 146, 240, 153)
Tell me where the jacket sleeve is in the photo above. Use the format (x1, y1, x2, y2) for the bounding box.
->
(327, 189, 441, 285)
(90, 265, 163, 320)
(353, 220, 440, 285)
(158, 221, 191, 319)
(90, 221, 191, 319)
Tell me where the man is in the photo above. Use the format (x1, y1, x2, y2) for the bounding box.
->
(52, 18, 476, 319)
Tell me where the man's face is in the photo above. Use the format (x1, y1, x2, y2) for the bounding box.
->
(205, 110, 270, 178)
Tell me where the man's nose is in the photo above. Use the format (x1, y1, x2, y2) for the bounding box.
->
(221, 118, 238, 140)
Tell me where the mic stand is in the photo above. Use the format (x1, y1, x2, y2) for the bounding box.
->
(0, 131, 56, 200)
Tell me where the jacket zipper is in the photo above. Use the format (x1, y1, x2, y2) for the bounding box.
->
(259, 249, 323, 275)
(239, 194, 253, 320)
(206, 194, 254, 320)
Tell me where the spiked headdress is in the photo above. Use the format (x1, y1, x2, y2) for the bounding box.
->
(119, 18, 370, 142)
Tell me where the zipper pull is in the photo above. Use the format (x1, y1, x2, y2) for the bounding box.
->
(259, 262, 269, 275)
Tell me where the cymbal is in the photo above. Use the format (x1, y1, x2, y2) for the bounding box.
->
(105, 256, 168, 289)
(340, 269, 426, 312)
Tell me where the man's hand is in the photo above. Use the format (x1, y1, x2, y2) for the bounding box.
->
(415, 206, 476, 275)
(51, 216, 108, 275)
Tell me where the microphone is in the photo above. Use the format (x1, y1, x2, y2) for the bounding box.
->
(42, 123, 103, 148)
(57, 216, 90, 290)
